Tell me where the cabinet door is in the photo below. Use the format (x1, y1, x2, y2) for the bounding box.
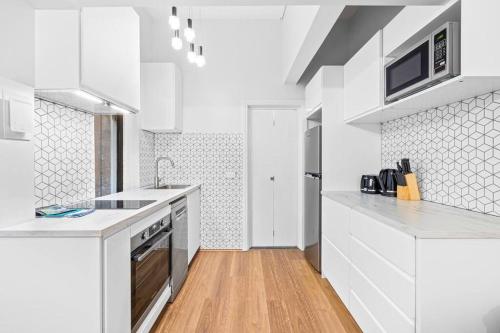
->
(305, 69, 322, 112)
(322, 236, 351, 307)
(187, 188, 201, 263)
(322, 197, 350, 255)
(81, 8, 140, 111)
(344, 31, 383, 121)
(104, 227, 131, 333)
(383, 6, 444, 57)
(350, 209, 415, 276)
(141, 63, 182, 132)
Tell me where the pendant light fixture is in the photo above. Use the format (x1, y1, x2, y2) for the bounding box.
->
(184, 18, 196, 42)
(171, 30, 183, 50)
(196, 46, 206, 67)
(187, 43, 197, 63)
(168, 6, 180, 30)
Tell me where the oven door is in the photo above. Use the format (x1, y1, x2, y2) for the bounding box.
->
(131, 228, 172, 332)
(385, 38, 432, 103)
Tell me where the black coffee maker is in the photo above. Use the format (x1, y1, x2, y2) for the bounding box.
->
(378, 169, 398, 197)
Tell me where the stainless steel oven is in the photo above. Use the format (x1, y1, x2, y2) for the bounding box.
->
(131, 215, 172, 332)
(385, 22, 460, 103)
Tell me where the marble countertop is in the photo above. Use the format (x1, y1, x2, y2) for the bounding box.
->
(322, 191, 500, 239)
(0, 185, 201, 239)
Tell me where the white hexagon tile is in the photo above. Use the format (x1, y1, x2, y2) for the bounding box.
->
(382, 91, 500, 216)
(34, 98, 95, 208)
(154, 133, 244, 249)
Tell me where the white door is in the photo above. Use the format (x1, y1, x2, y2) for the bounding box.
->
(249, 108, 298, 247)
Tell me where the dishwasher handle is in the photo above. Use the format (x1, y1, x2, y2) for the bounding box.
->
(132, 230, 173, 262)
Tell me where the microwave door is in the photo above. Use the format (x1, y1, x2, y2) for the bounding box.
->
(385, 38, 433, 103)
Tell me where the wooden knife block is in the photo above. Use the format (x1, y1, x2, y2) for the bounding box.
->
(397, 173, 421, 201)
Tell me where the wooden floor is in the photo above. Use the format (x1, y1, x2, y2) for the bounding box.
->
(152, 249, 361, 333)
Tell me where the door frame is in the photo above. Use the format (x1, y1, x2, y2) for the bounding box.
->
(242, 100, 305, 251)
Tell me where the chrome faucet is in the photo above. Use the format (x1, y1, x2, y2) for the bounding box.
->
(154, 156, 175, 188)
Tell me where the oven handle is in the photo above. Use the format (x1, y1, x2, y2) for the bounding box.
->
(132, 230, 173, 262)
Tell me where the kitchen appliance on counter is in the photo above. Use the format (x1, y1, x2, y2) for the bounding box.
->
(385, 22, 460, 103)
(378, 169, 398, 197)
(68, 200, 156, 210)
(360, 175, 380, 194)
(304, 126, 322, 272)
(131, 215, 172, 332)
(169, 197, 188, 301)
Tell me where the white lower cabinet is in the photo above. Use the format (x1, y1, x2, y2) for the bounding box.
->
(0, 228, 132, 333)
(187, 188, 201, 263)
(349, 235, 415, 319)
(322, 201, 415, 333)
(350, 263, 415, 333)
(104, 227, 131, 333)
(322, 236, 350, 306)
(349, 290, 385, 333)
(350, 209, 415, 276)
(322, 197, 351, 306)
(322, 196, 500, 333)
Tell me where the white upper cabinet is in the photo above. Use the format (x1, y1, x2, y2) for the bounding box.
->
(35, 8, 140, 114)
(305, 69, 323, 112)
(382, 5, 445, 58)
(348, 0, 500, 124)
(141, 63, 183, 132)
(344, 31, 383, 122)
(80, 8, 140, 111)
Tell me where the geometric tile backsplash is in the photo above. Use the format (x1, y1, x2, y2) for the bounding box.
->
(382, 91, 500, 216)
(139, 130, 155, 187)
(33, 98, 95, 208)
(155, 133, 244, 249)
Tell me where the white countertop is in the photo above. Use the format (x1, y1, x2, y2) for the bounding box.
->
(322, 191, 500, 239)
(0, 185, 201, 239)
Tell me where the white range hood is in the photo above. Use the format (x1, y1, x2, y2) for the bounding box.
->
(35, 8, 140, 114)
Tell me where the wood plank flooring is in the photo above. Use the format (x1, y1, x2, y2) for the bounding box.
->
(152, 249, 361, 333)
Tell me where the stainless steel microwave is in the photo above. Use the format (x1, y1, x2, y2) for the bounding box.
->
(385, 22, 460, 103)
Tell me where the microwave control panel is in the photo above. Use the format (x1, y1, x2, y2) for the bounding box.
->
(433, 28, 447, 74)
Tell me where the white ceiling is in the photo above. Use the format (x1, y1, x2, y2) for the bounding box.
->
(142, 6, 287, 21)
(27, 0, 448, 9)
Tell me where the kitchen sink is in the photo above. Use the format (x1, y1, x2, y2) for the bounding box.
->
(150, 184, 191, 190)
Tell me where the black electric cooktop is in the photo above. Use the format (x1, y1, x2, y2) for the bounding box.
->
(67, 200, 157, 210)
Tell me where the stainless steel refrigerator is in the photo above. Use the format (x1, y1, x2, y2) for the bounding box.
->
(304, 126, 321, 272)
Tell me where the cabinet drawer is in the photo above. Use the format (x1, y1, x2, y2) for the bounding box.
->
(322, 236, 350, 306)
(350, 210, 415, 276)
(350, 290, 385, 333)
(350, 235, 415, 319)
(351, 264, 414, 333)
(322, 198, 350, 254)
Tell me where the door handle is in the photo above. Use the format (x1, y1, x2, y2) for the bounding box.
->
(270, 176, 275, 181)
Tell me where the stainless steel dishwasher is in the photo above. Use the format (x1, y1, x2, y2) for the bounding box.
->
(169, 197, 188, 301)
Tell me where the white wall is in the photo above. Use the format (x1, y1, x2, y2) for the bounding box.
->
(320, 66, 381, 191)
(141, 18, 304, 133)
(0, 0, 35, 228)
